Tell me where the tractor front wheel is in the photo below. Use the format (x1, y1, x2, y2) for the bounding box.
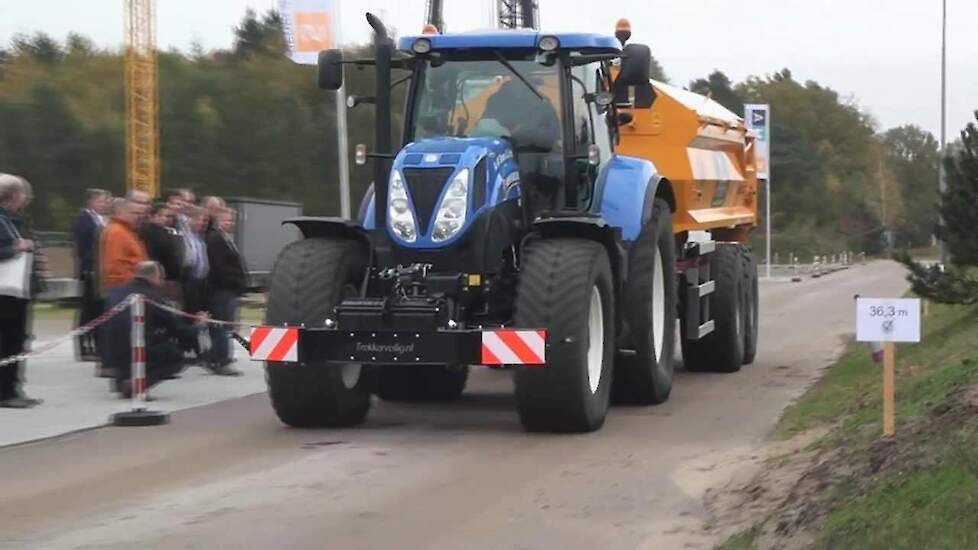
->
(513, 239, 615, 433)
(264, 238, 373, 427)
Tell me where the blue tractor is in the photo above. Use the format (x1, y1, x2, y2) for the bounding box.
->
(257, 14, 686, 432)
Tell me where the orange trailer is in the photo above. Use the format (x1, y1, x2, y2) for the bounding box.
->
(618, 79, 758, 242)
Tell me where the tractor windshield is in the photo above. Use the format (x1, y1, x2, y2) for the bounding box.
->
(411, 56, 562, 152)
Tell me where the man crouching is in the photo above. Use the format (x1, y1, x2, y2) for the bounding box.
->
(102, 261, 207, 398)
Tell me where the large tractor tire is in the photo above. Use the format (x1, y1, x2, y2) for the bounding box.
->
(513, 239, 615, 432)
(264, 238, 373, 427)
(741, 245, 759, 365)
(613, 198, 678, 405)
(683, 243, 745, 373)
(375, 365, 469, 402)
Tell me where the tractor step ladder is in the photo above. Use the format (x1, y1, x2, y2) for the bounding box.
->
(684, 241, 715, 340)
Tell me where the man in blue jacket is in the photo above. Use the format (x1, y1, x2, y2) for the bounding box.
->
(71, 189, 111, 368)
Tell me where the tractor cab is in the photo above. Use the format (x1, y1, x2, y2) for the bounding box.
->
(318, 22, 655, 267)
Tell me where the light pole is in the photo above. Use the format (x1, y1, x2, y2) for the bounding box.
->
(938, 0, 948, 265)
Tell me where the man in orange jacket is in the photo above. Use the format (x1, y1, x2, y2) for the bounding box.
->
(100, 190, 150, 291)
(98, 190, 150, 377)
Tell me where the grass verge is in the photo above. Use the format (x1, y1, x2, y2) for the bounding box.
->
(717, 300, 978, 549)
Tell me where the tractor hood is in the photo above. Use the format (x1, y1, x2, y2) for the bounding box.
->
(385, 137, 520, 248)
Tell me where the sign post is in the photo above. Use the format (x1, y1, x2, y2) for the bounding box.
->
(856, 297, 922, 436)
(745, 104, 771, 278)
(279, 0, 350, 219)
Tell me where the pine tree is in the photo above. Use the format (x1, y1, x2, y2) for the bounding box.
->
(938, 115, 978, 265)
(898, 111, 978, 304)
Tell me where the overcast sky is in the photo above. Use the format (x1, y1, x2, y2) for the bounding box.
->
(1, 0, 974, 140)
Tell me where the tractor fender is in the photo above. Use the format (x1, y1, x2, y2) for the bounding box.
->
(283, 217, 373, 294)
(284, 217, 372, 254)
(592, 154, 673, 242)
(527, 216, 627, 329)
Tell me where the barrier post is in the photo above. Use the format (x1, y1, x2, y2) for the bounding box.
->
(111, 294, 169, 427)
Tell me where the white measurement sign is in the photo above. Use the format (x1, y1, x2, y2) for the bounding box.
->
(856, 298, 921, 343)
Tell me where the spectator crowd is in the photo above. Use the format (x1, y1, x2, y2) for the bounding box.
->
(0, 175, 249, 408)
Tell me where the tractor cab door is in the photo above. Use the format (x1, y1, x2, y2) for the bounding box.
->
(566, 61, 614, 211)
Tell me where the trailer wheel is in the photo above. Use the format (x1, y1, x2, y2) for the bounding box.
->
(741, 245, 759, 365)
(264, 238, 372, 427)
(513, 239, 615, 432)
(375, 365, 469, 402)
(613, 198, 677, 404)
(683, 243, 745, 373)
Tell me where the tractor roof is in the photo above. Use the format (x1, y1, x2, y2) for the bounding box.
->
(397, 29, 621, 54)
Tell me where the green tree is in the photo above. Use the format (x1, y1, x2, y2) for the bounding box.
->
(233, 9, 287, 59)
(738, 69, 882, 254)
(899, 112, 978, 304)
(689, 70, 742, 114)
(938, 114, 978, 264)
(649, 56, 667, 83)
(12, 32, 64, 65)
(881, 125, 939, 247)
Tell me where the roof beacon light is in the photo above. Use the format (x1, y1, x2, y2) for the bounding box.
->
(538, 35, 560, 52)
(421, 24, 439, 35)
(412, 38, 432, 54)
(615, 18, 632, 45)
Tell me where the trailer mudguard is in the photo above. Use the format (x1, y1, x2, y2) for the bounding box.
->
(591, 154, 666, 242)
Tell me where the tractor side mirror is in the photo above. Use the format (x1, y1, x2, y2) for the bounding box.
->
(318, 49, 344, 90)
(618, 43, 651, 86)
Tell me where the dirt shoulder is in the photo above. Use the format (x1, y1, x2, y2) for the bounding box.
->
(710, 301, 978, 550)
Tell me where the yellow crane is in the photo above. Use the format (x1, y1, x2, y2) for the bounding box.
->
(124, 0, 159, 196)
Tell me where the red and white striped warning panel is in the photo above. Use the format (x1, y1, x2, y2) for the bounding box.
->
(250, 327, 299, 362)
(481, 329, 546, 365)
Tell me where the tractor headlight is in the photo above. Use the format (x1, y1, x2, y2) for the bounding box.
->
(431, 168, 469, 242)
(388, 170, 418, 242)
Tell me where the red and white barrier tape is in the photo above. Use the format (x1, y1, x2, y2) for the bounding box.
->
(142, 297, 253, 352)
(0, 294, 136, 368)
(143, 297, 245, 328)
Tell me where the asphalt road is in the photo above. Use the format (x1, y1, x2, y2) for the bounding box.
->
(0, 261, 908, 550)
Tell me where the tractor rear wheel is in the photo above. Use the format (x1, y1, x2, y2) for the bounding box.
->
(375, 365, 469, 402)
(683, 243, 745, 373)
(613, 198, 677, 404)
(513, 239, 615, 432)
(741, 245, 759, 365)
(264, 238, 372, 427)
